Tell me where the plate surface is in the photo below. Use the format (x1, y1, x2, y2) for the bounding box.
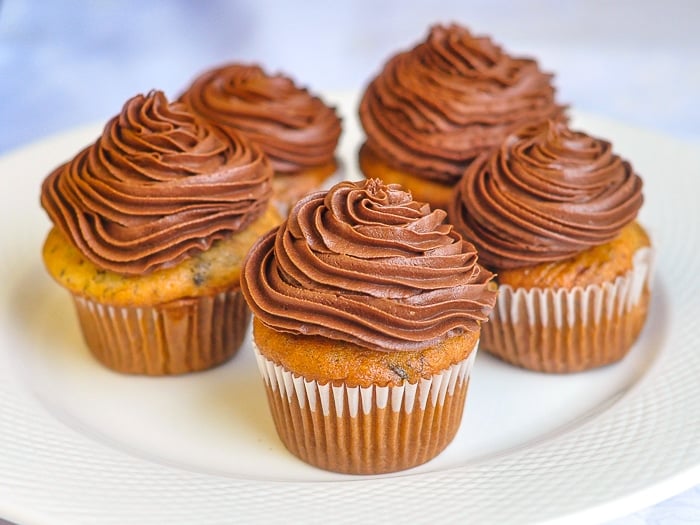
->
(1, 92, 699, 525)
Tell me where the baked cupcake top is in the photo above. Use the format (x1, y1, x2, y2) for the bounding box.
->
(180, 63, 342, 174)
(359, 23, 564, 184)
(241, 178, 497, 352)
(41, 90, 272, 276)
(449, 120, 644, 271)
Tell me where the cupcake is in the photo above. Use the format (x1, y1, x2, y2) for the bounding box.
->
(449, 120, 653, 373)
(241, 178, 497, 474)
(41, 90, 278, 375)
(359, 23, 564, 211)
(179, 63, 342, 214)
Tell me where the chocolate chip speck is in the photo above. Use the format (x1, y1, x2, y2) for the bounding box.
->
(388, 363, 408, 380)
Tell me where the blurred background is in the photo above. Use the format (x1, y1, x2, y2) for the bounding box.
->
(0, 1, 699, 523)
(0, 0, 699, 154)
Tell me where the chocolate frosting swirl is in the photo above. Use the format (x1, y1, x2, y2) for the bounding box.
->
(41, 90, 273, 275)
(359, 23, 564, 183)
(242, 179, 497, 352)
(180, 63, 342, 173)
(449, 120, 644, 270)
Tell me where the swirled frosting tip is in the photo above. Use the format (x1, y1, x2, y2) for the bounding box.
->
(179, 62, 342, 174)
(359, 22, 566, 184)
(242, 178, 497, 352)
(450, 119, 644, 270)
(41, 89, 273, 275)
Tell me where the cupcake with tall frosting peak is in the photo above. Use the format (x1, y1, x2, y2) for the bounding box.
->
(180, 63, 342, 213)
(41, 90, 279, 375)
(449, 120, 653, 373)
(242, 178, 497, 474)
(359, 23, 565, 211)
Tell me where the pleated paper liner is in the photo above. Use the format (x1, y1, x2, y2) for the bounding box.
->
(72, 288, 250, 375)
(253, 343, 478, 475)
(481, 247, 654, 373)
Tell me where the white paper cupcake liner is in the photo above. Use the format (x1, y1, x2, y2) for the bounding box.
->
(253, 343, 477, 474)
(72, 288, 249, 375)
(481, 247, 654, 372)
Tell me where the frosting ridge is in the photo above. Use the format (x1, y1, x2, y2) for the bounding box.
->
(449, 120, 644, 270)
(242, 178, 497, 352)
(41, 90, 273, 275)
(359, 23, 564, 183)
(180, 63, 342, 173)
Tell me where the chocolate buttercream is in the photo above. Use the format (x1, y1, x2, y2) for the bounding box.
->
(180, 63, 342, 174)
(359, 23, 564, 184)
(449, 120, 644, 270)
(41, 90, 272, 275)
(242, 179, 496, 352)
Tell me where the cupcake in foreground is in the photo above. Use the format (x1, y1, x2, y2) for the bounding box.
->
(180, 63, 342, 214)
(41, 90, 278, 375)
(241, 178, 497, 474)
(449, 120, 653, 373)
(359, 23, 564, 211)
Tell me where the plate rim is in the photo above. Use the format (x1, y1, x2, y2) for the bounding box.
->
(1, 98, 699, 525)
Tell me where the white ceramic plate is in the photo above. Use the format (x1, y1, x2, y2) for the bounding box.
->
(1, 92, 699, 525)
